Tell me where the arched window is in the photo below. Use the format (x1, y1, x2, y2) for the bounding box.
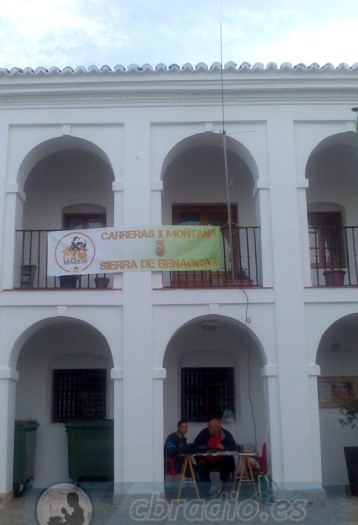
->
(63, 204, 106, 230)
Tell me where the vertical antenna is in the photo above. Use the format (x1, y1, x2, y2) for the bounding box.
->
(220, 20, 235, 280)
(220, 22, 225, 132)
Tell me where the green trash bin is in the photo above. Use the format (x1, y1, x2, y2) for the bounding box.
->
(13, 420, 39, 496)
(65, 419, 114, 482)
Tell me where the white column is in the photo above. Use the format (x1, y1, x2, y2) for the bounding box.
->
(296, 178, 311, 286)
(121, 118, 154, 491)
(111, 368, 124, 486)
(308, 364, 323, 484)
(151, 180, 164, 289)
(268, 116, 322, 492)
(3, 186, 25, 289)
(152, 367, 166, 484)
(112, 181, 124, 289)
(122, 273, 153, 488)
(260, 365, 283, 483)
(253, 178, 273, 287)
(0, 368, 18, 503)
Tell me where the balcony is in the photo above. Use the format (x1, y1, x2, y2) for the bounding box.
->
(14, 226, 358, 289)
(15, 227, 262, 289)
(310, 226, 358, 286)
(168, 225, 261, 288)
(15, 230, 110, 289)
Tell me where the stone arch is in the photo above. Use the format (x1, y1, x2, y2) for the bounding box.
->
(9, 315, 114, 369)
(306, 131, 358, 286)
(160, 132, 262, 284)
(316, 312, 358, 486)
(161, 131, 259, 184)
(306, 131, 357, 189)
(163, 313, 267, 366)
(11, 316, 114, 485)
(310, 131, 356, 159)
(162, 313, 268, 449)
(17, 135, 114, 191)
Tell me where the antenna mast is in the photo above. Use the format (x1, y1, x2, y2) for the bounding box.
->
(220, 21, 235, 281)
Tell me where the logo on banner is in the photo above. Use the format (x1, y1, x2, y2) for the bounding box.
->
(155, 239, 165, 257)
(55, 232, 96, 273)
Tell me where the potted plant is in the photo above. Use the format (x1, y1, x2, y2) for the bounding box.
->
(339, 399, 358, 429)
(226, 267, 253, 287)
(59, 275, 79, 288)
(339, 399, 358, 496)
(94, 275, 110, 289)
(323, 268, 346, 286)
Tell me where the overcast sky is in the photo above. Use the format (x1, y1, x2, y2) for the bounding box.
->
(0, 0, 357, 70)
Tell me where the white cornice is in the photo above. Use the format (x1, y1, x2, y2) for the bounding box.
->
(1, 62, 357, 108)
(1, 88, 358, 109)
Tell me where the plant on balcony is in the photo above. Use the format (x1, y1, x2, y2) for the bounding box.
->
(59, 275, 79, 288)
(94, 276, 110, 288)
(226, 267, 253, 287)
(339, 398, 358, 429)
(323, 268, 346, 286)
(237, 267, 250, 279)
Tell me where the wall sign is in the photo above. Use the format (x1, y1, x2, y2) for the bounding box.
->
(318, 376, 358, 408)
(47, 225, 222, 276)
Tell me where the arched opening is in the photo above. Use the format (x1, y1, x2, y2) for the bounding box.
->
(14, 137, 115, 289)
(163, 314, 269, 457)
(306, 131, 358, 286)
(317, 314, 358, 487)
(13, 317, 114, 487)
(161, 133, 261, 288)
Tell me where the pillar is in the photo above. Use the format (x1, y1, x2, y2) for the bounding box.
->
(0, 367, 18, 505)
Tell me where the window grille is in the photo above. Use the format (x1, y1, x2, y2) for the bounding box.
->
(181, 367, 235, 422)
(52, 369, 106, 422)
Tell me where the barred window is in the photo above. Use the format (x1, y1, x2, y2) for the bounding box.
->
(181, 367, 235, 422)
(52, 369, 106, 423)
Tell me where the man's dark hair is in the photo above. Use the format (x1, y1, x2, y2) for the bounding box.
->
(177, 420, 187, 427)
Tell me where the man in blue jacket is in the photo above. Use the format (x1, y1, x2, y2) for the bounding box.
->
(164, 420, 188, 473)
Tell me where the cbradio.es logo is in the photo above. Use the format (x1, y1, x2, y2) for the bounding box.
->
(36, 483, 93, 525)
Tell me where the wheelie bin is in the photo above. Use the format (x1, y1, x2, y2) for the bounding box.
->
(65, 419, 114, 482)
(13, 420, 39, 496)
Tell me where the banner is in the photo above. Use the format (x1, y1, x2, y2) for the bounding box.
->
(47, 225, 222, 276)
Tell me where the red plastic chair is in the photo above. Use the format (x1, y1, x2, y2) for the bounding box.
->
(248, 443, 267, 474)
(164, 458, 179, 479)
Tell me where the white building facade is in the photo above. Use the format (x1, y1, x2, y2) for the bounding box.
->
(0, 61, 358, 503)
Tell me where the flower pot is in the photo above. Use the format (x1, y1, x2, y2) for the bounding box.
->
(59, 275, 78, 288)
(323, 269, 346, 286)
(95, 277, 110, 289)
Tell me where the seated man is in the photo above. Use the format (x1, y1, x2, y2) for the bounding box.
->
(193, 417, 236, 496)
(164, 420, 188, 473)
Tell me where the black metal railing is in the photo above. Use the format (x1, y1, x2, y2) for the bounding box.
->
(15, 229, 110, 289)
(310, 226, 358, 286)
(15, 227, 262, 289)
(18, 225, 358, 289)
(169, 226, 262, 288)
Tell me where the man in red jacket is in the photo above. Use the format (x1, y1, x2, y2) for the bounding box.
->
(193, 418, 237, 497)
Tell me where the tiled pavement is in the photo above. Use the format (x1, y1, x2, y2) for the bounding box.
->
(1, 485, 358, 525)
